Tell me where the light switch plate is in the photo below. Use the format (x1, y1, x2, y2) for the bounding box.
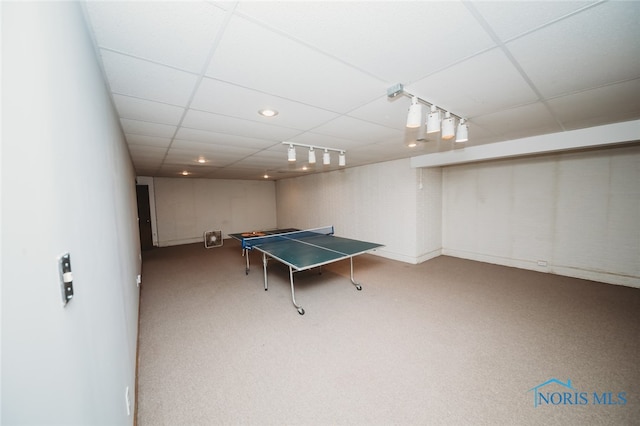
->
(59, 253, 74, 306)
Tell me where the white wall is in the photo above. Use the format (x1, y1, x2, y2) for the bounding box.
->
(154, 177, 277, 246)
(442, 144, 640, 288)
(276, 159, 438, 263)
(2, 2, 140, 424)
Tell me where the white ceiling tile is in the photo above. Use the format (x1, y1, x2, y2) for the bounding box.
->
(128, 145, 167, 159)
(348, 95, 410, 130)
(233, 152, 289, 169)
(312, 116, 403, 145)
(205, 15, 384, 112)
(350, 142, 418, 162)
(236, 1, 495, 83)
(125, 134, 172, 148)
(113, 95, 185, 126)
(171, 139, 257, 157)
(121, 119, 176, 138)
(174, 127, 276, 149)
(156, 164, 213, 178)
(548, 79, 640, 130)
(409, 48, 539, 118)
(507, 2, 640, 98)
(470, 102, 563, 144)
(191, 78, 340, 129)
(163, 153, 237, 168)
(101, 50, 198, 106)
(182, 109, 301, 142)
(86, 1, 226, 73)
(472, 1, 597, 41)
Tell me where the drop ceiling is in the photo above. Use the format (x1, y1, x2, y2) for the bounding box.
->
(82, 1, 640, 180)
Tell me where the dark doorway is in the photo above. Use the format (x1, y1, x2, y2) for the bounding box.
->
(136, 185, 154, 251)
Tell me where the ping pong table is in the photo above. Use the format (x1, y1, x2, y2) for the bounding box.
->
(229, 226, 383, 315)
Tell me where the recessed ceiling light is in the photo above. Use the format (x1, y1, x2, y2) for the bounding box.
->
(258, 109, 278, 117)
(197, 157, 206, 163)
(181, 171, 190, 176)
(263, 174, 269, 179)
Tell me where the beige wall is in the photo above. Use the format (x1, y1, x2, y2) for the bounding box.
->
(153, 177, 277, 246)
(442, 144, 640, 287)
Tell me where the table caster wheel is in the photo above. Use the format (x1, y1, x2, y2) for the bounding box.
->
(297, 308, 305, 315)
(356, 285, 362, 291)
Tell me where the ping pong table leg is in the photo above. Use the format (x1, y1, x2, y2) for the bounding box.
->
(349, 257, 363, 291)
(289, 266, 305, 315)
(244, 248, 250, 275)
(262, 252, 269, 291)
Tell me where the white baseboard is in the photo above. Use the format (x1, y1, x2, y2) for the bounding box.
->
(442, 249, 640, 289)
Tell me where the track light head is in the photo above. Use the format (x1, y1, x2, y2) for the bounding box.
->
(406, 97, 422, 128)
(455, 119, 468, 143)
(323, 149, 330, 165)
(288, 144, 296, 162)
(426, 105, 441, 134)
(441, 112, 455, 140)
(308, 147, 316, 164)
(338, 151, 346, 166)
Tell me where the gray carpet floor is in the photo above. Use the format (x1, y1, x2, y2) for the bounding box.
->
(136, 240, 639, 425)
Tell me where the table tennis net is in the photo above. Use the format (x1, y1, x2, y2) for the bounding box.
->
(243, 226, 334, 247)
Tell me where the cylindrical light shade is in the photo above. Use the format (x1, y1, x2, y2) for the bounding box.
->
(338, 151, 346, 166)
(441, 112, 455, 140)
(426, 105, 441, 134)
(406, 97, 422, 128)
(308, 147, 316, 164)
(288, 145, 296, 162)
(455, 119, 468, 143)
(323, 150, 330, 165)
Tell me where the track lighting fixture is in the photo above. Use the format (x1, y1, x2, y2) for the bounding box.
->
(388, 83, 468, 144)
(282, 142, 347, 167)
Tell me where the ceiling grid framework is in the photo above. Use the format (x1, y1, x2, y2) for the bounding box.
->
(82, 0, 640, 180)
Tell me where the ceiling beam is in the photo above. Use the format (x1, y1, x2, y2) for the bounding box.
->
(411, 120, 640, 168)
